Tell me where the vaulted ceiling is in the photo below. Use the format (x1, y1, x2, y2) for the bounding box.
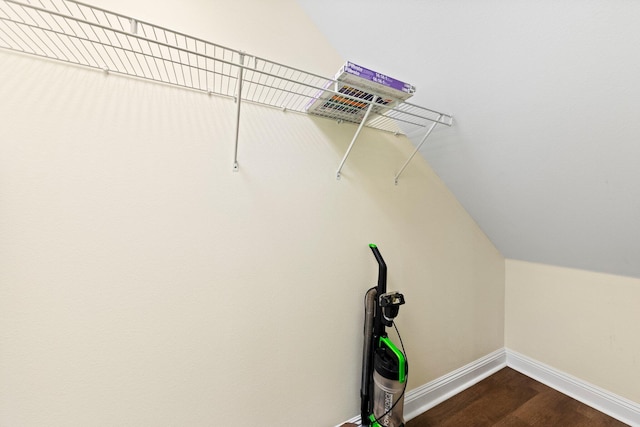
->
(298, 0, 640, 279)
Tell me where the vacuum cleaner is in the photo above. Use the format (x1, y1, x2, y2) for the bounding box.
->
(360, 244, 408, 427)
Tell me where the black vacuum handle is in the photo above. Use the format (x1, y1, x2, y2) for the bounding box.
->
(369, 244, 387, 294)
(370, 244, 388, 340)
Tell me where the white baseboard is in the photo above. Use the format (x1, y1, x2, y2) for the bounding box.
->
(338, 348, 640, 427)
(506, 349, 640, 427)
(337, 348, 507, 426)
(403, 348, 507, 421)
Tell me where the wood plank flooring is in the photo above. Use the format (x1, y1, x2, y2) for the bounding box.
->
(407, 367, 628, 427)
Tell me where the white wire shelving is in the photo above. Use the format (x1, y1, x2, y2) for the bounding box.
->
(0, 0, 453, 182)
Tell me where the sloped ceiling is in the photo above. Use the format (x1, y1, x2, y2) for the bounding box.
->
(298, 0, 640, 279)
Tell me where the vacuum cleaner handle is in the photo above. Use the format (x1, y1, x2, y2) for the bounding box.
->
(369, 244, 388, 341)
(369, 244, 387, 293)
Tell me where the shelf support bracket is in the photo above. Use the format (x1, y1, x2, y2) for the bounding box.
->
(232, 54, 245, 172)
(336, 101, 375, 180)
(394, 114, 442, 185)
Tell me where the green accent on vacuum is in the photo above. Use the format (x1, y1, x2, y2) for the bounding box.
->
(369, 413, 382, 427)
(380, 336, 407, 383)
(369, 243, 377, 248)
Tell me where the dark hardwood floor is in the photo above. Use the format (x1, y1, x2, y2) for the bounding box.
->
(407, 367, 628, 427)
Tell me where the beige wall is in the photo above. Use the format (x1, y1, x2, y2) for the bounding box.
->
(505, 259, 640, 404)
(0, 1, 505, 426)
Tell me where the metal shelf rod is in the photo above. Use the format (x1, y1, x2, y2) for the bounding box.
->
(233, 54, 244, 172)
(336, 101, 375, 180)
(399, 102, 454, 122)
(394, 114, 442, 185)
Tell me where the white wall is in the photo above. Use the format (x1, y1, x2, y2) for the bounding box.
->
(0, 1, 505, 425)
(505, 259, 640, 404)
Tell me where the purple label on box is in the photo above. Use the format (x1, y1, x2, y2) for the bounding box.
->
(343, 62, 412, 92)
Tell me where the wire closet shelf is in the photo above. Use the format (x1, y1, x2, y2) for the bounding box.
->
(0, 0, 453, 180)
